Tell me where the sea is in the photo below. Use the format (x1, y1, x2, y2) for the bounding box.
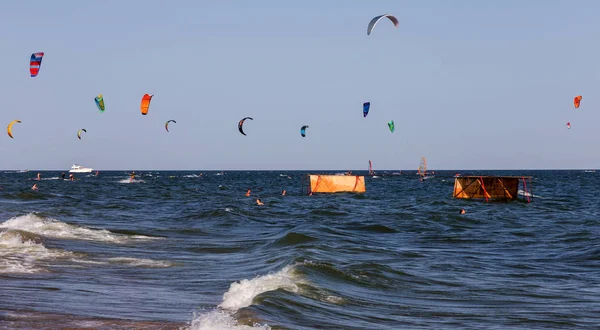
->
(0, 170, 598, 330)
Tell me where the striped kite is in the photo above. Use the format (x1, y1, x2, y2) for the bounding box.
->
(30, 52, 44, 77)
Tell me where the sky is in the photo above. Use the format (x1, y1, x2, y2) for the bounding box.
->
(0, 0, 599, 170)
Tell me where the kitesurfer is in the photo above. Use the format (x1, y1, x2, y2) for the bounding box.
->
(61, 172, 66, 179)
(69, 174, 74, 181)
(95, 171, 99, 177)
(256, 199, 264, 206)
(130, 172, 135, 183)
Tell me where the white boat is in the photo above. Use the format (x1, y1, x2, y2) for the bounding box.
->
(69, 164, 93, 173)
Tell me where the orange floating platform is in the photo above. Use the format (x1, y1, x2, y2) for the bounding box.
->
(303, 174, 366, 195)
(453, 176, 532, 202)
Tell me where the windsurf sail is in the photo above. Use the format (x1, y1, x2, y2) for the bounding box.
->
(95, 94, 105, 112)
(418, 157, 427, 178)
(30, 52, 44, 77)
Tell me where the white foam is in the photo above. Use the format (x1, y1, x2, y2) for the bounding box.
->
(219, 265, 299, 310)
(106, 257, 174, 268)
(0, 230, 75, 274)
(0, 213, 156, 244)
(189, 265, 300, 330)
(118, 179, 145, 184)
(189, 310, 271, 330)
(518, 189, 543, 198)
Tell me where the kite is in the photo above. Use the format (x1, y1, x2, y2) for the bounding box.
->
(238, 117, 253, 136)
(30, 52, 44, 77)
(141, 94, 153, 115)
(165, 120, 176, 132)
(77, 129, 87, 140)
(574, 95, 582, 109)
(7, 120, 21, 138)
(566, 122, 571, 129)
(301, 125, 309, 137)
(95, 94, 105, 112)
(367, 15, 399, 35)
(388, 120, 395, 133)
(363, 102, 370, 117)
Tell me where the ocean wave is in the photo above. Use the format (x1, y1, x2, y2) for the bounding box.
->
(189, 265, 301, 330)
(271, 232, 318, 247)
(118, 179, 145, 184)
(105, 257, 175, 268)
(0, 229, 77, 274)
(0, 213, 158, 244)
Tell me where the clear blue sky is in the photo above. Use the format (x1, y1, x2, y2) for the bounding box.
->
(1, 0, 598, 170)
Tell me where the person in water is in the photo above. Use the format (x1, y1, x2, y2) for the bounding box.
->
(95, 171, 99, 177)
(281, 189, 286, 196)
(36, 173, 41, 181)
(460, 209, 466, 215)
(31, 183, 38, 191)
(61, 172, 66, 179)
(256, 198, 264, 206)
(245, 189, 251, 197)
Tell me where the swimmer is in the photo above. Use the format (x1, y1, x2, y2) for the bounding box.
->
(245, 189, 251, 197)
(256, 198, 264, 206)
(281, 189, 286, 196)
(36, 173, 41, 180)
(460, 209, 466, 215)
(31, 183, 38, 191)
